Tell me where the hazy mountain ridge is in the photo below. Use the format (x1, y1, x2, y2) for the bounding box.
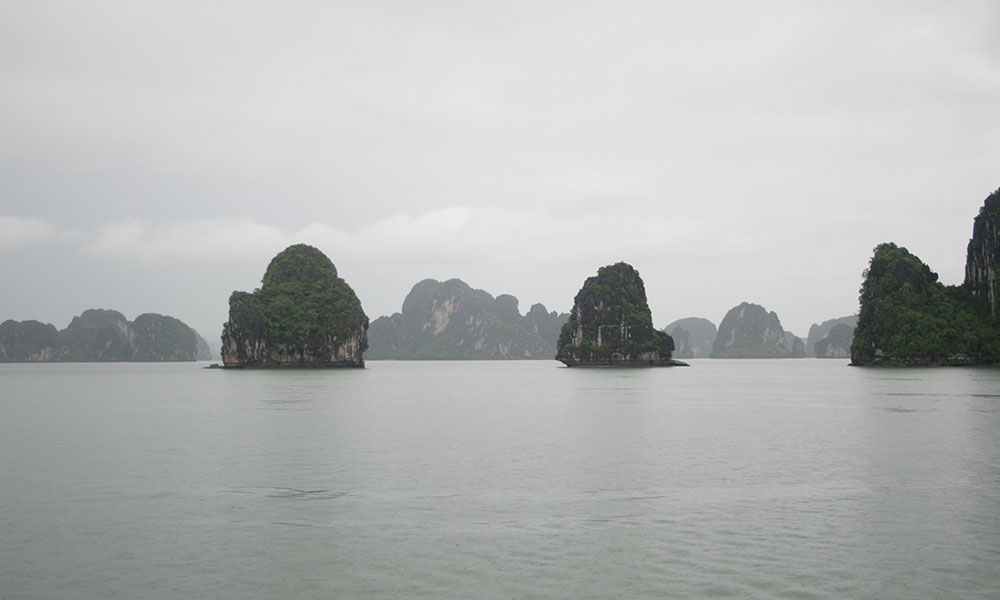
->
(368, 278, 567, 359)
(0, 309, 211, 362)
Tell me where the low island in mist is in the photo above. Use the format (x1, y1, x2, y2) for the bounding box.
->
(367, 278, 567, 360)
(0, 309, 211, 362)
(806, 316, 858, 358)
(708, 302, 802, 359)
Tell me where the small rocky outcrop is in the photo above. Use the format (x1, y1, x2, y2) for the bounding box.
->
(0, 310, 210, 362)
(815, 324, 854, 358)
(965, 188, 1000, 318)
(664, 317, 717, 359)
(367, 278, 567, 360)
(710, 302, 793, 358)
(805, 315, 858, 357)
(556, 262, 681, 366)
(221, 244, 368, 367)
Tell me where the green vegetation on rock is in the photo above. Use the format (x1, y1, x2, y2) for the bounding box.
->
(221, 244, 368, 367)
(851, 242, 1000, 364)
(556, 262, 676, 366)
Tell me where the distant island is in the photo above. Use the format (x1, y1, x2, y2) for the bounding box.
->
(664, 317, 717, 359)
(815, 323, 854, 359)
(806, 315, 857, 357)
(221, 244, 368, 368)
(851, 189, 1000, 365)
(556, 262, 683, 366)
(0, 309, 211, 362)
(710, 302, 801, 358)
(367, 278, 567, 360)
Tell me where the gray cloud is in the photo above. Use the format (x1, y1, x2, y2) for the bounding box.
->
(1, 1, 998, 341)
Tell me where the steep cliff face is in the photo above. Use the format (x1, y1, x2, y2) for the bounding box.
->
(664, 317, 717, 358)
(815, 324, 854, 358)
(851, 242, 1000, 365)
(0, 311, 207, 362)
(710, 302, 792, 358)
(965, 188, 1000, 318)
(806, 315, 858, 357)
(367, 278, 567, 359)
(221, 244, 368, 367)
(556, 262, 678, 366)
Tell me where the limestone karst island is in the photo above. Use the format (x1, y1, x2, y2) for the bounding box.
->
(0, 309, 211, 362)
(221, 244, 369, 368)
(367, 278, 568, 360)
(556, 262, 685, 367)
(851, 188, 1000, 366)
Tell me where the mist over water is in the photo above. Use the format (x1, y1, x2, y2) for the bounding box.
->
(2, 360, 999, 598)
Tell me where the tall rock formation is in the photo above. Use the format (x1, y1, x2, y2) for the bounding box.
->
(556, 262, 679, 366)
(710, 302, 793, 358)
(221, 244, 368, 367)
(805, 315, 858, 357)
(0, 310, 210, 362)
(664, 317, 717, 359)
(367, 278, 566, 359)
(851, 242, 1000, 365)
(965, 188, 1000, 318)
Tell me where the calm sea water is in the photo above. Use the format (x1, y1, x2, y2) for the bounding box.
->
(2, 359, 999, 599)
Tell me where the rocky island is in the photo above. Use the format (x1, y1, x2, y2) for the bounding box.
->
(850, 243, 1000, 365)
(805, 315, 857, 357)
(710, 302, 797, 358)
(221, 244, 368, 367)
(0, 309, 211, 362)
(664, 317, 717, 359)
(815, 323, 854, 358)
(367, 278, 567, 359)
(555, 262, 682, 366)
(851, 190, 1000, 365)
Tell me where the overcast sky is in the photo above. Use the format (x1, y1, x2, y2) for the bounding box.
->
(2, 1, 998, 348)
